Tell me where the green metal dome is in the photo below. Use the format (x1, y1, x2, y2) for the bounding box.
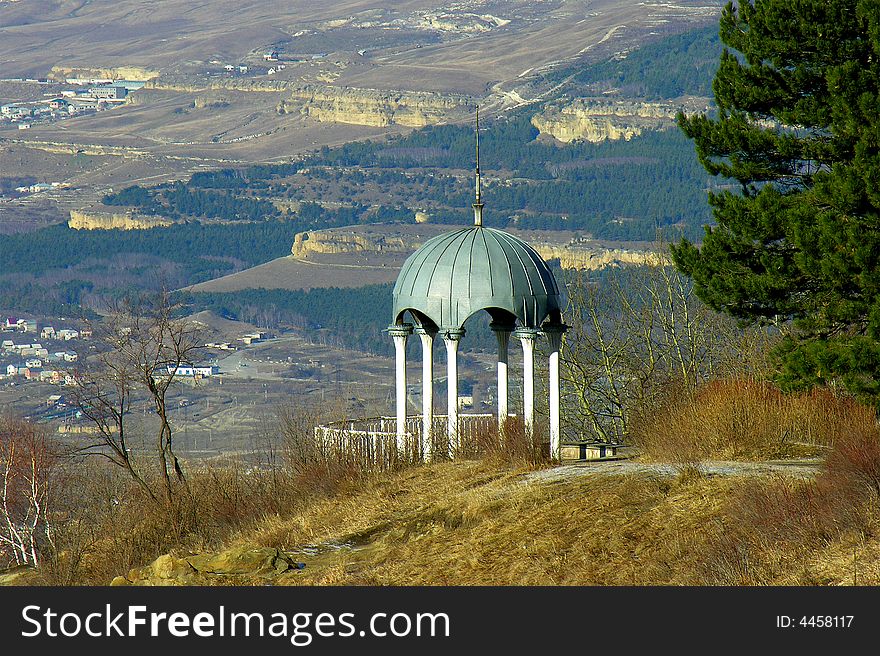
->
(392, 226, 562, 330)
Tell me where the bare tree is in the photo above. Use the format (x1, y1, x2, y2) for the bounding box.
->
(0, 416, 58, 568)
(560, 254, 775, 444)
(70, 290, 204, 507)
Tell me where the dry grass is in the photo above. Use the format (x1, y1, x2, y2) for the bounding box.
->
(15, 379, 880, 586)
(632, 378, 876, 464)
(243, 463, 752, 586)
(30, 448, 880, 586)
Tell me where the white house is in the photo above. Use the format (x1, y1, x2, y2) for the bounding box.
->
(166, 365, 218, 378)
(25, 358, 42, 368)
(41, 327, 56, 340)
(57, 329, 79, 340)
(6, 364, 17, 376)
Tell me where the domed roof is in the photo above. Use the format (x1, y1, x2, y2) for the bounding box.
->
(392, 226, 561, 330)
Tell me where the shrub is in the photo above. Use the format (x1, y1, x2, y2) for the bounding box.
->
(632, 378, 876, 463)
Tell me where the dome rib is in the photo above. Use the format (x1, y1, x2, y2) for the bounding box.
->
(392, 226, 562, 330)
(416, 229, 466, 299)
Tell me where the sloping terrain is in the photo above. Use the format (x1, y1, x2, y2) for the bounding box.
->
(109, 458, 880, 587)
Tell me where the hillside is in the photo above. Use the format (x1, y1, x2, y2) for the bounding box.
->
(0, 1, 724, 230)
(104, 457, 878, 587)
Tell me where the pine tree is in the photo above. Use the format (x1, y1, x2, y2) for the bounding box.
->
(673, 0, 880, 402)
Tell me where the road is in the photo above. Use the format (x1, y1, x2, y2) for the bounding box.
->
(524, 458, 823, 485)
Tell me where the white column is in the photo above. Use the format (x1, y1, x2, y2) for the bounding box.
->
(415, 326, 436, 462)
(443, 329, 465, 458)
(490, 321, 514, 432)
(387, 324, 413, 455)
(514, 328, 539, 439)
(543, 323, 567, 461)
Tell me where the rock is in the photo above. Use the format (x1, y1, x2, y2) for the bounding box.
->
(151, 554, 197, 580)
(291, 226, 664, 271)
(69, 209, 175, 231)
(0, 565, 35, 586)
(531, 96, 711, 144)
(109, 576, 130, 586)
(48, 65, 159, 82)
(187, 547, 294, 576)
(278, 84, 470, 128)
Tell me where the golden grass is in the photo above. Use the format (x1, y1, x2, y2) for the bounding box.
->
(235, 460, 868, 586)
(632, 378, 877, 463)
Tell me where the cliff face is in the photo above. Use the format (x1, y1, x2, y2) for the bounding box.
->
(531, 242, 664, 270)
(531, 97, 711, 143)
(9, 139, 150, 158)
(278, 85, 471, 128)
(292, 229, 415, 257)
(68, 210, 174, 230)
(150, 78, 291, 93)
(291, 227, 659, 270)
(49, 65, 159, 81)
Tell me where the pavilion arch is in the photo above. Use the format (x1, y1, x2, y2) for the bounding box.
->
(388, 226, 568, 460)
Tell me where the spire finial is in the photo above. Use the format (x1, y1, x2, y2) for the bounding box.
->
(473, 106, 484, 227)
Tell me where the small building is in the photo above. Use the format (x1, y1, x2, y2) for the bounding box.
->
(57, 329, 79, 341)
(41, 327, 56, 340)
(114, 80, 147, 91)
(165, 364, 218, 378)
(25, 358, 43, 368)
(40, 370, 62, 383)
(68, 100, 99, 113)
(560, 443, 619, 461)
(6, 364, 17, 376)
(224, 64, 235, 71)
(1, 105, 31, 118)
(88, 86, 127, 100)
(264, 51, 279, 61)
(48, 99, 68, 110)
(2, 340, 14, 351)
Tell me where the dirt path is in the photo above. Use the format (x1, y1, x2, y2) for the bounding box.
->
(524, 458, 823, 485)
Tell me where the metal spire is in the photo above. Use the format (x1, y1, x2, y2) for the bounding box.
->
(473, 106, 484, 227)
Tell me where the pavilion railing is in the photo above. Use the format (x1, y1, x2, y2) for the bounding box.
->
(313, 414, 519, 470)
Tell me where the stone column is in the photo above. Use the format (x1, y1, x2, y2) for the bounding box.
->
(513, 328, 540, 439)
(387, 323, 413, 454)
(490, 321, 514, 432)
(543, 323, 568, 461)
(443, 328, 466, 458)
(415, 326, 437, 462)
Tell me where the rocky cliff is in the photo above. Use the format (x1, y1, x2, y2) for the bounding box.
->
(278, 85, 471, 128)
(291, 226, 660, 270)
(531, 96, 711, 143)
(9, 139, 151, 158)
(292, 228, 415, 257)
(150, 77, 292, 93)
(68, 209, 175, 230)
(49, 65, 159, 82)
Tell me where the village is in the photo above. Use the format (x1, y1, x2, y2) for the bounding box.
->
(0, 78, 143, 131)
(0, 316, 278, 431)
(0, 48, 294, 136)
